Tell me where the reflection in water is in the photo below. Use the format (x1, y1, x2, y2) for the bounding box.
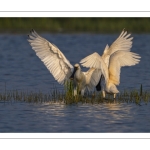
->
(38, 102, 66, 117)
(0, 33, 150, 132)
(32, 102, 135, 132)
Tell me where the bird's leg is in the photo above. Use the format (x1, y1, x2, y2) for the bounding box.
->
(81, 89, 85, 96)
(102, 90, 106, 98)
(74, 88, 77, 96)
(113, 93, 116, 99)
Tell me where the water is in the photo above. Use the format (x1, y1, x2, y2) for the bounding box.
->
(0, 33, 150, 132)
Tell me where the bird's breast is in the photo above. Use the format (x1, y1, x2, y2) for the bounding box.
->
(74, 71, 85, 83)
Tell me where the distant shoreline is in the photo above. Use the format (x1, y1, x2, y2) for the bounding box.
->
(0, 18, 150, 33)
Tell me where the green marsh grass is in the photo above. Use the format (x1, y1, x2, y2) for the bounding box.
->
(1, 18, 150, 33)
(0, 84, 150, 105)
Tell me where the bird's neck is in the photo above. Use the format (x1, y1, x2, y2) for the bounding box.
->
(75, 69, 83, 81)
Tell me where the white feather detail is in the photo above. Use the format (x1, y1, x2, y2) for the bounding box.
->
(108, 50, 141, 85)
(28, 30, 73, 84)
(80, 52, 109, 83)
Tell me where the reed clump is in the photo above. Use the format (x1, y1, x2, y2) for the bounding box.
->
(0, 84, 149, 105)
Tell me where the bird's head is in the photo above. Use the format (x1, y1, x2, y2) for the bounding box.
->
(70, 63, 80, 80)
(74, 63, 80, 70)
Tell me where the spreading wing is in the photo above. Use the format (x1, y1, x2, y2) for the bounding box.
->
(80, 52, 109, 83)
(102, 29, 133, 67)
(108, 51, 141, 85)
(28, 29, 73, 84)
(84, 68, 102, 91)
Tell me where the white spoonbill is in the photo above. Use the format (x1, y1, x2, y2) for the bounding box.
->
(80, 29, 141, 99)
(28, 29, 101, 96)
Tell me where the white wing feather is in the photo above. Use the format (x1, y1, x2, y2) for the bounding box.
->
(28, 30, 73, 84)
(80, 52, 109, 83)
(108, 50, 141, 85)
(102, 29, 133, 67)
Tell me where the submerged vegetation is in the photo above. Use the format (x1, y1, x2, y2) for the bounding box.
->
(0, 84, 150, 106)
(0, 18, 150, 33)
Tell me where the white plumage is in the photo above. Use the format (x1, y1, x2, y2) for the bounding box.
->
(28, 30, 101, 95)
(80, 29, 141, 98)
